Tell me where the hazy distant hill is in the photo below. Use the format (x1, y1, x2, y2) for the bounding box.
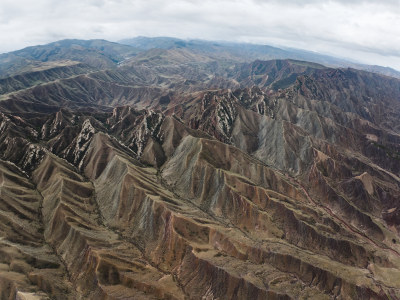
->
(121, 36, 400, 78)
(0, 39, 139, 78)
(1, 37, 399, 80)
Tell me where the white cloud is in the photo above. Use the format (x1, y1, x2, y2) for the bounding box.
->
(0, 0, 399, 69)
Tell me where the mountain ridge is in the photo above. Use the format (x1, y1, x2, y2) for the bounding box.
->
(0, 39, 399, 299)
(120, 36, 400, 77)
(1, 37, 400, 79)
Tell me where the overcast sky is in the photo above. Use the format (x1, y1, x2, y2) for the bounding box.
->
(1, 0, 399, 70)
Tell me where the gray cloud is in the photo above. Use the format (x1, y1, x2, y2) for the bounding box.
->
(0, 0, 399, 70)
(252, 0, 399, 4)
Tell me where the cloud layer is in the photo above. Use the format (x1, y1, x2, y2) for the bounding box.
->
(1, 0, 399, 69)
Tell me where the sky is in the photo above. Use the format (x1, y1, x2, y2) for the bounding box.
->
(0, 0, 399, 70)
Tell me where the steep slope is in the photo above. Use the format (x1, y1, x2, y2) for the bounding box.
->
(0, 160, 76, 299)
(0, 56, 325, 115)
(0, 39, 400, 299)
(1, 101, 399, 298)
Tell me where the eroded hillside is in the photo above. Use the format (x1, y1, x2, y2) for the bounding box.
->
(0, 40, 399, 299)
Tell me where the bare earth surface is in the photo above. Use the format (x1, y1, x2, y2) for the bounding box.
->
(0, 40, 400, 299)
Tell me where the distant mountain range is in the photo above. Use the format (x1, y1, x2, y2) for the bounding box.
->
(0, 37, 399, 79)
(120, 36, 400, 78)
